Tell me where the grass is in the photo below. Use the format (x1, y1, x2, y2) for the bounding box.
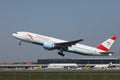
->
(0, 70, 120, 80)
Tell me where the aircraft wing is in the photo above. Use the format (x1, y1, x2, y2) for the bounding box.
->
(55, 39, 84, 50)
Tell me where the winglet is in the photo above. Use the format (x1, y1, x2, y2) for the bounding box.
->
(96, 36, 117, 52)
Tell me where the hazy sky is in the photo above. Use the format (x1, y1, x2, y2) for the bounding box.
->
(0, 0, 120, 63)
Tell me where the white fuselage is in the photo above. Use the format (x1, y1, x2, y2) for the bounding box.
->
(12, 32, 108, 56)
(94, 64, 109, 68)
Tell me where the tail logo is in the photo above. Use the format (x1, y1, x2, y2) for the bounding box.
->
(107, 42, 111, 45)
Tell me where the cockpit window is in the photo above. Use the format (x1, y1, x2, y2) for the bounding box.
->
(15, 32, 18, 34)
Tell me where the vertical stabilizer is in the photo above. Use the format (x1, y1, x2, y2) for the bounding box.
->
(96, 36, 117, 52)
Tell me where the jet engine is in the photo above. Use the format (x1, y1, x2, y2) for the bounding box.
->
(43, 42, 55, 50)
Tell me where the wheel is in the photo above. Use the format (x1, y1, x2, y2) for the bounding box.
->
(58, 52, 65, 57)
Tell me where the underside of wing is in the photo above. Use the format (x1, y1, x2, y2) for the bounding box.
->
(54, 39, 84, 50)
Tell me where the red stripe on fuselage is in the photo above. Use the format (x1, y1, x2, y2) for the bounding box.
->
(27, 33, 33, 40)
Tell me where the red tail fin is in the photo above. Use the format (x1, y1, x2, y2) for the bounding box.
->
(96, 36, 117, 52)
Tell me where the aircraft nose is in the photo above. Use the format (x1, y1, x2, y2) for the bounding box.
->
(12, 33, 16, 37)
(12, 32, 18, 37)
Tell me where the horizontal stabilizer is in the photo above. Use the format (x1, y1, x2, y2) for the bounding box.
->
(100, 52, 115, 54)
(100, 52, 115, 56)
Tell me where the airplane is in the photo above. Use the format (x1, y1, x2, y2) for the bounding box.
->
(12, 31, 117, 57)
(93, 62, 114, 69)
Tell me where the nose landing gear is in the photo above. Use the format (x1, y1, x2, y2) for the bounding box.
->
(19, 40, 22, 45)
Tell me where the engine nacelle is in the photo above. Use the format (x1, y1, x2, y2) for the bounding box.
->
(43, 42, 55, 50)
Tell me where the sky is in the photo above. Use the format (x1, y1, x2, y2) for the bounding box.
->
(0, 0, 120, 63)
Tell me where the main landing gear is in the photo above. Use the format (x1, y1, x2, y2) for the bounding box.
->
(58, 52, 65, 57)
(58, 49, 65, 57)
